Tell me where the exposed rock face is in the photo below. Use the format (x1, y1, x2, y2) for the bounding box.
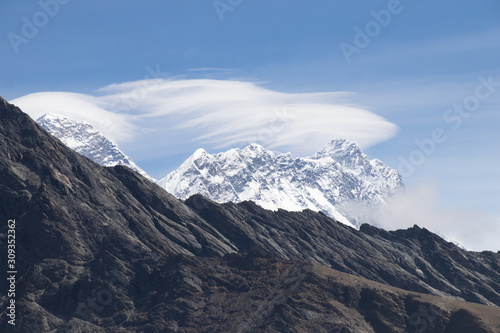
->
(158, 140, 404, 227)
(0, 97, 499, 332)
(185, 196, 500, 307)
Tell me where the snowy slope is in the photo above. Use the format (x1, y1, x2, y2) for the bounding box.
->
(158, 139, 404, 227)
(37, 113, 154, 181)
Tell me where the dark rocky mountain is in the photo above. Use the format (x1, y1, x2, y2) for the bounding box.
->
(0, 97, 499, 332)
(186, 196, 500, 307)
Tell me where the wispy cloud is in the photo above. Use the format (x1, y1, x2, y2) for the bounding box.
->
(11, 79, 398, 156)
(10, 92, 135, 143)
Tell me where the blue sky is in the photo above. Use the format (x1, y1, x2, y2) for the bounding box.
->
(2, 0, 500, 249)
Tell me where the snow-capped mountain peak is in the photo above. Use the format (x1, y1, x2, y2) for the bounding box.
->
(314, 138, 360, 157)
(37, 113, 154, 181)
(314, 139, 370, 172)
(158, 140, 404, 228)
(313, 139, 403, 193)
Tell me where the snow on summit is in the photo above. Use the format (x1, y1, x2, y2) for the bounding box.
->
(37, 113, 154, 181)
(158, 139, 404, 228)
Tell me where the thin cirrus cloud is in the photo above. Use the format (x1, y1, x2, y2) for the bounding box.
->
(11, 78, 398, 156)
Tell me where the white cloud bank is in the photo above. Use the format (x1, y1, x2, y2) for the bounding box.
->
(368, 184, 500, 252)
(11, 79, 397, 156)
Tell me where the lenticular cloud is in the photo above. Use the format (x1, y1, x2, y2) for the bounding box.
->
(11, 78, 397, 155)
